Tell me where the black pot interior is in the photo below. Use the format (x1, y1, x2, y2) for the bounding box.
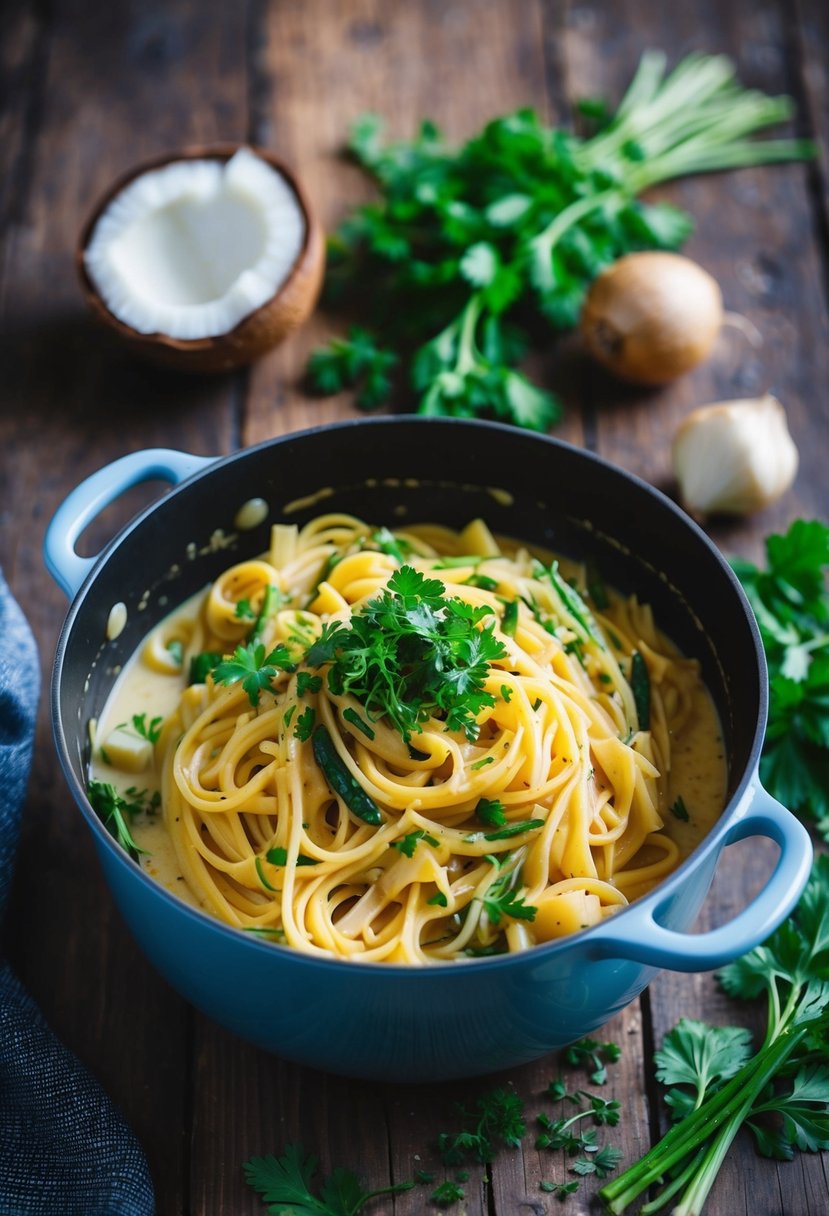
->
(56, 418, 763, 809)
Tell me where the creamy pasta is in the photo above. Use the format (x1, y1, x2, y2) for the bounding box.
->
(90, 514, 726, 964)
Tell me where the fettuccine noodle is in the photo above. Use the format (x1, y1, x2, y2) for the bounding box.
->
(93, 514, 726, 964)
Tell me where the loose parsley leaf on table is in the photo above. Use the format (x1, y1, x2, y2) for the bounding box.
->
(732, 519, 829, 837)
(310, 52, 811, 431)
(244, 1144, 413, 1216)
(562, 1036, 622, 1085)
(436, 1087, 526, 1166)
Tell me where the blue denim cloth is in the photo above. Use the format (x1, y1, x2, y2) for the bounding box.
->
(0, 572, 155, 1215)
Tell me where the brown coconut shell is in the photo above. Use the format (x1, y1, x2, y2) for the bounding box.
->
(77, 144, 325, 373)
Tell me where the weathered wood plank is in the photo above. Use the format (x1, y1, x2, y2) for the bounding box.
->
(795, 0, 829, 228)
(0, 2, 249, 1211)
(560, 3, 829, 1213)
(241, 0, 586, 452)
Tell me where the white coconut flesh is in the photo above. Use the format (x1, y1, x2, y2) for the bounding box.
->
(83, 149, 306, 340)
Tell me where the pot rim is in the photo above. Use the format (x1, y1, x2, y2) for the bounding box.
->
(50, 415, 770, 977)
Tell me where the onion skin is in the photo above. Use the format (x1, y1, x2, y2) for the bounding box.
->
(580, 252, 723, 385)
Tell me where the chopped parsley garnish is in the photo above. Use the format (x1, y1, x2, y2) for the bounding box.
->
(481, 862, 537, 925)
(563, 1036, 622, 1085)
(630, 651, 650, 731)
(213, 641, 295, 707)
(266, 847, 319, 867)
(304, 565, 508, 743)
(130, 713, 163, 744)
(234, 598, 257, 622)
(391, 829, 439, 858)
(293, 706, 316, 742)
(370, 525, 411, 564)
(87, 780, 150, 860)
(307, 324, 399, 410)
(670, 795, 690, 822)
(189, 650, 223, 685)
(501, 598, 519, 637)
(475, 797, 507, 828)
(296, 671, 322, 697)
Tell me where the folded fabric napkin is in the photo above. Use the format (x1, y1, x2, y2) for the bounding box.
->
(0, 571, 155, 1215)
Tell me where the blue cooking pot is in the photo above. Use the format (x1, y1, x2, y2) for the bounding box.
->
(44, 418, 812, 1082)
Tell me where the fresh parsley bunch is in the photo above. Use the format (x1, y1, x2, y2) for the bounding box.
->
(732, 519, 829, 837)
(309, 51, 811, 430)
(601, 853, 829, 1215)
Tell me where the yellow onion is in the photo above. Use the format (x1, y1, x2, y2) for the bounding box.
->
(580, 252, 723, 385)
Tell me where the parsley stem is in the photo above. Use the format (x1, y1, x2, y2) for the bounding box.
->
(456, 292, 484, 375)
(533, 188, 621, 260)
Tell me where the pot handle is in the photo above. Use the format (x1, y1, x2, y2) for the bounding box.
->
(44, 448, 215, 598)
(592, 785, 812, 971)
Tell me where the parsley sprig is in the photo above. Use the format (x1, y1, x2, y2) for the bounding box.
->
(243, 1143, 412, 1215)
(305, 565, 507, 742)
(310, 52, 811, 431)
(212, 641, 296, 707)
(732, 519, 829, 837)
(87, 779, 151, 860)
(601, 853, 829, 1214)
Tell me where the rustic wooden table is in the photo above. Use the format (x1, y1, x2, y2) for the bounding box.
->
(2, 1, 829, 1213)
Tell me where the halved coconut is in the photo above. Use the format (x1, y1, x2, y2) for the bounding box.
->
(78, 145, 324, 372)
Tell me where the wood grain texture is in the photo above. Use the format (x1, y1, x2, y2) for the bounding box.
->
(0, 2, 249, 1211)
(1, 1, 827, 1213)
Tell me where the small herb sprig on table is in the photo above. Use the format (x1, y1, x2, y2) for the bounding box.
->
(243, 1144, 413, 1215)
(732, 518, 829, 838)
(309, 51, 812, 430)
(600, 853, 829, 1215)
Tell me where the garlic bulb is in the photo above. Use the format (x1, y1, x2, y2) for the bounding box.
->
(672, 394, 798, 516)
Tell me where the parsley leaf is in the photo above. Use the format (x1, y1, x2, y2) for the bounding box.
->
(733, 519, 829, 836)
(308, 326, 398, 410)
(481, 861, 536, 925)
(131, 713, 163, 744)
(436, 1087, 526, 1166)
(213, 642, 295, 707)
(244, 1144, 413, 1215)
(563, 1037, 622, 1086)
(87, 780, 148, 860)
